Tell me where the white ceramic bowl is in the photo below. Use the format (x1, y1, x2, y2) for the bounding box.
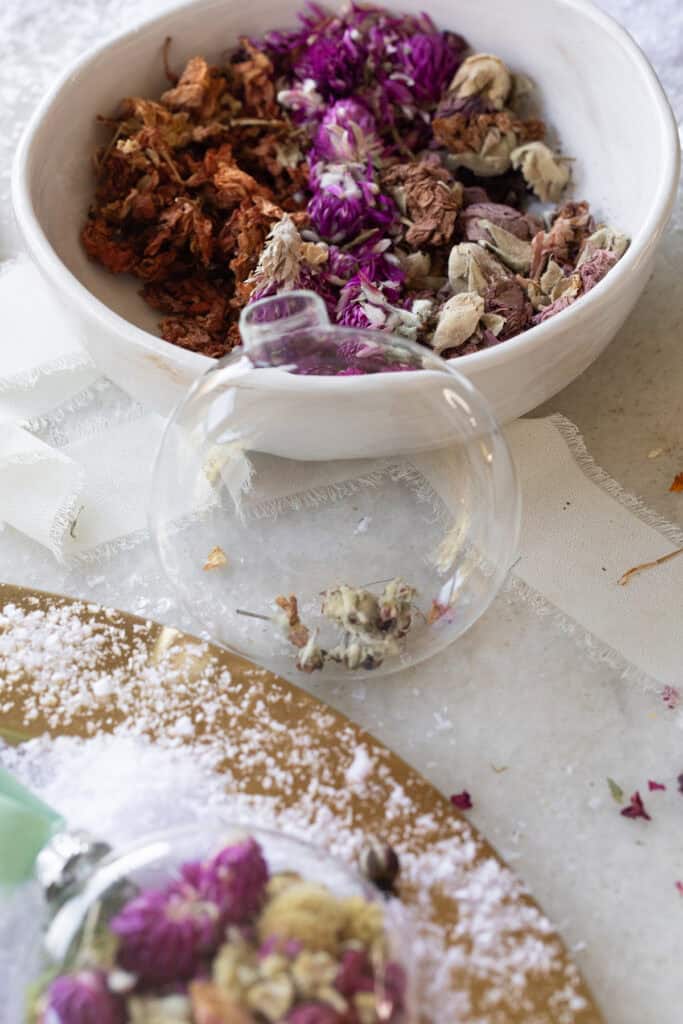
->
(12, 0, 680, 421)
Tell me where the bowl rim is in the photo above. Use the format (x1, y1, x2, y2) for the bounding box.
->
(11, 0, 681, 378)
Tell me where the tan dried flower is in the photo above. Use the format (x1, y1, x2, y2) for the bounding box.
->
(128, 994, 193, 1024)
(377, 578, 416, 637)
(189, 982, 255, 1024)
(258, 881, 346, 954)
(431, 292, 485, 354)
(245, 975, 295, 1022)
(576, 225, 629, 267)
(273, 594, 310, 649)
(291, 951, 339, 999)
(449, 53, 513, 110)
(448, 242, 510, 296)
(295, 631, 326, 673)
(477, 218, 533, 274)
(510, 141, 570, 202)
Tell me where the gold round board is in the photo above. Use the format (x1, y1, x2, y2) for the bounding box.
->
(0, 582, 603, 1023)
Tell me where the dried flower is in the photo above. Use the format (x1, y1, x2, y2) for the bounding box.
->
(648, 780, 666, 792)
(258, 882, 347, 955)
(676, 882, 683, 897)
(450, 790, 473, 811)
(313, 98, 381, 163)
(396, 31, 464, 104)
(308, 163, 396, 244)
(448, 242, 510, 296)
(359, 838, 400, 894)
(669, 473, 683, 493)
(189, 981, 255, 1024)
(382, 159, 463, 248)
(431, 292, 485, 353)
(204, 546, 228, 570)
(476, 218, 532, 273)
(274, 594, 311, 649)
(111, 839, 267, 983)
(128, 994, 194, 1024)
(620, 791, 651, 821)
(484, 278, 533, 338)
(296, 631, 327, 673)
(45, 971, 125, 1024)
(511, 141, 570, 203)
(607, 777, 624, 804)
(449, 53, 513, 110)
(461, 199, 542, 242)
(661, 685, 680, 710)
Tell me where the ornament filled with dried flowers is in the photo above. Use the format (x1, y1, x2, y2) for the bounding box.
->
(0, 768, 414, 1024)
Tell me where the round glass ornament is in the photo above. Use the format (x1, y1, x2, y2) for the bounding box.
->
(150, 291, 520, 680)
(13, 822, 415, 1024)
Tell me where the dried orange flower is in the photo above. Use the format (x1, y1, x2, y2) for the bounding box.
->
(203, 546, 228, 571)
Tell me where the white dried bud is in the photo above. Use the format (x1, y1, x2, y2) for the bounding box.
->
(510, 142, 570, 203)
(431, 292, 485, 354)
(447, 126, 518, 177)
(449, 53, 512, 110)
(448, 242, 510, 296)
(478, 219, 533, 274)
(246, 975, 295, 1022)
(576, 226, 629, 267)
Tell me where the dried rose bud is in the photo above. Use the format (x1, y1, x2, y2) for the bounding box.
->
(359, 837, 400, 894)
(45, 971, 125, 1024)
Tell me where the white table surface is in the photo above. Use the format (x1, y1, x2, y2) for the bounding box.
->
(1, 2, 682, 1022)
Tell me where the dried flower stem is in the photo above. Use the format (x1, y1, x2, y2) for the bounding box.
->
(235, 609, 273, 622)
(162, 36, 179, 84)
(618, 546, 683, 586)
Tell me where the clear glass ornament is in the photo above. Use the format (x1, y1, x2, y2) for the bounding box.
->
(150, 291, 520, 680)
(14, 822, 415, 1024)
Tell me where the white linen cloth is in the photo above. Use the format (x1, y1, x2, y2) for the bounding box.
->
(0, 256, 680, 691)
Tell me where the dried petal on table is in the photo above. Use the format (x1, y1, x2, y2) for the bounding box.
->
(669, 473, 683, 492)
(203, 546, 228, 571)
(607, 777, 624, 804)
(676, 881, 683, 897)
(620, 791, 651, 821)
(450, 790, 473, 811)
(647, 780, 666, 792)
(661, 685, 680, 710)
(678, 773, 683, 795)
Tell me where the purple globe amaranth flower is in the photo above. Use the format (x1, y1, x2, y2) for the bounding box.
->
(45, 971, 125, 1024)
(351, 237, 405, 300)
(395, 32, 463, 104)
(313, 98, 381, 163)
(111, 876, 220, 984)
(285, 1003, 342, 1024)
(326, 245, 359, 284)
(294, 29, 365, 97)
(111, 839, 268, 985)
(198, 837, 268, 922)
(335, 949, 376, 996)
(308, 163, 397, 244)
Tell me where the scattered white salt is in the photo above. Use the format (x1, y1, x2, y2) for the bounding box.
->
(345, 744, 374, 787)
